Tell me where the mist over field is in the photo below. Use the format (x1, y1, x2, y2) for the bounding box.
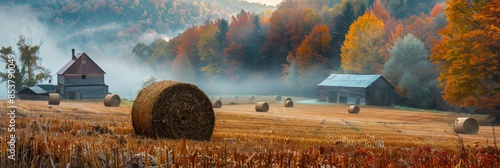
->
(0, 0, 497, 114)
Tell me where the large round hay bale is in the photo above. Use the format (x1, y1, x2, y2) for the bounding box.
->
(255, 102, 269, 112)
(348, 105, 360, 114)
(284, 100, 294, 107)
(454, 117, 479, 134)
(285, 97, 292, 101)
(275, 95, 282, 101)
(212, 99, 222, 108)
(131, 80, 215, 140)
(48, 93, 60, 105)
(249, 95, 255, 101)
(104, 94, 121, 107)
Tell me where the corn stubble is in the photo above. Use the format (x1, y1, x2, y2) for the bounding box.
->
(1, 107, 499, 167)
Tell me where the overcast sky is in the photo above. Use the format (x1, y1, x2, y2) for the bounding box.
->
(244, 0, 282, 6)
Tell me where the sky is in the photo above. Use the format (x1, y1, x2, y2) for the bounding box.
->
(243, 0, 282, 6)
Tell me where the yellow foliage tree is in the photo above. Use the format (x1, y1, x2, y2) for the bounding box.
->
(340, 13, 385, 74)
(431, 0, 500, 115)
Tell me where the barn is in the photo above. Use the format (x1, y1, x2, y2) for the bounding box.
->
(317, 74, 395, 106)
(17, 86, 49, 100)
(57, 49, 108, 100)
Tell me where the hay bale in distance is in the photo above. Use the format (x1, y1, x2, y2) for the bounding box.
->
(454, 117, 479, 134)
(104, 94, 121, 107)
(131, 80, 215, 141)
(249, 95, 255, 101)
(48, 93, 60, 105)
(285, 97, 292, 101)
(213, 96, 222, 101)
(255, 102, 269, 112)
(275, 95, 282, 101)
(212, 99, 222, 108)
(284, 100, 294, 107)
(348, 105, 360, 114)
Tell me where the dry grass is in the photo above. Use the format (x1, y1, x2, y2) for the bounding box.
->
(1, 99, 499, 167)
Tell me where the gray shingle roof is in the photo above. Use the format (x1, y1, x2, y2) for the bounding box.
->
(317, 74, 382, 88)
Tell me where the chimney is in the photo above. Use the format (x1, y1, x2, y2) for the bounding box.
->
(71, 48, 76, 60)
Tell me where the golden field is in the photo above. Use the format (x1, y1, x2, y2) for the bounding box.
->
(1, 97, 499, 167)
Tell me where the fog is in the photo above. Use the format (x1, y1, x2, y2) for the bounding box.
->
(0, 5, 172, 100)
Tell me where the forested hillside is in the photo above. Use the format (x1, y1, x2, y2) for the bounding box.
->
(1, 0, 273, 54)
(129, 0, 455, 110)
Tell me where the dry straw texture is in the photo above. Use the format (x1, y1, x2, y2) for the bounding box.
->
(131, 80, 215, 141)
(454, 117, 479, 134)
(48, 93, 60, 105)
(255, 102, 269, 112)
(212, 99, 222, 108)
(285, 97, 292, 101)
(275, 95, 282, 101)
(104, 94, 121, 107)
(284, 100, 294, 107)
(348, 106, 360, 114)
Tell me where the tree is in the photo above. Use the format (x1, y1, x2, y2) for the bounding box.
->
(224, 10, 255, 80)
(383, 34, 434, 108)
(0, 36, 52, 90)
(431, 0, 500, 116)
(132, 42, 153, 63)
(340, 13, 385, 74)
(295, 24, 331, 74)
(198, 27, 225, 79)
(330, 1, 358, 70)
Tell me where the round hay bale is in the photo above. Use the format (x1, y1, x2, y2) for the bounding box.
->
(255, 102, 269, 112)
(213, 96, 222, 101)
(249, 95, 255, 101)
(131, 80, 215, 141)
(284, 100, 294, 107)
(348, 105, 360, 114)
(454, 117, 479, 134)
(285, 97, 292, 101)
(275, 95, 282, 101)
(104, 94, 121, 107)
(48, 93, 60, 105)
(212, 99, 222, 108)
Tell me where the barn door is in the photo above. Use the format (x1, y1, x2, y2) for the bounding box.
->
(328, 91, 337, 103)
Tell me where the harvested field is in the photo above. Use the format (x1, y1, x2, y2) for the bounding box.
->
(1, 99, 499, 167)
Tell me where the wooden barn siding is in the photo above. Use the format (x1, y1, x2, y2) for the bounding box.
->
(18, 94, 48, 100)
(317, 86, 366, 104)
(365, 78, 395, 106)
(63, 85, 108, 100)
(63, 74, 105, 86)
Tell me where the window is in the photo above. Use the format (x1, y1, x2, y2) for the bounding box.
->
(81, 75, 87, 79)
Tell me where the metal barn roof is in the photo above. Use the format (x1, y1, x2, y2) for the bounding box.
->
(317, 74, 382, 88)
(17, 86, 48, 95)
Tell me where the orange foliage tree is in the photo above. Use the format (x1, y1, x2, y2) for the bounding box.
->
(431, 0, 500, 115)
(295, 24, 331, 74)
(340, 13, 385, 74)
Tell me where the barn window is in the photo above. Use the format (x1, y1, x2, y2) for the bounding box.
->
(81, 75, 87, 79)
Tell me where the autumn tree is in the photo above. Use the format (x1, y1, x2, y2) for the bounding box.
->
(198, 26, 225, 79)
(295, 24, 331, 74)
(431, 0, 500, 115)
(340, 13, 385, 74)
(224, 10, 255, 80)
(383, 34, 435, 108)
(330, 1, 358, 70)
(176, 25, 204, 77)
